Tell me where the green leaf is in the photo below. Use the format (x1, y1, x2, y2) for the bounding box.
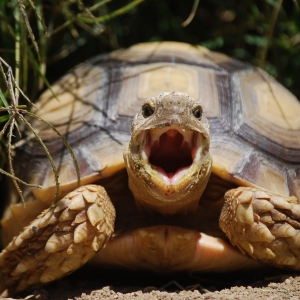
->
(264, 0, 277, 6)
(200, 37, 224, 50)
(27, 48, 59, 102)
(244, 34, 268, 46)
(0, 114, 10, 123)
(0, 89, 10, 109)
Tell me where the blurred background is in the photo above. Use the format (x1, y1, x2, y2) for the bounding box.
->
(0, 0, 299, 197)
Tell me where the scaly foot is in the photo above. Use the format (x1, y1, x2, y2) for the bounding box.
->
(220, 187, 300, 269)
(0, 185, 115, 294)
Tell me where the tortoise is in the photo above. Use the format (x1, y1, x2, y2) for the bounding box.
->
(1, 41, 300, 294)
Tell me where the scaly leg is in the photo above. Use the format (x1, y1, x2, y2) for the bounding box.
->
(220, 187, 300, 269)
(0, 185, 115, 294)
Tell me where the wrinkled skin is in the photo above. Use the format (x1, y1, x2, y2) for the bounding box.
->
(1, 92, 300, 295)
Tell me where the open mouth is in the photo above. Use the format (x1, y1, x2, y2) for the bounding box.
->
(139, 126, 203, 185)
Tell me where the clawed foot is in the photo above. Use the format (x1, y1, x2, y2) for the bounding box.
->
(0, 185, 115, 294)
(220, 187, 300, 269)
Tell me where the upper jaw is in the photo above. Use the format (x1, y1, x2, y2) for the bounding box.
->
(134, 124, 207, 189)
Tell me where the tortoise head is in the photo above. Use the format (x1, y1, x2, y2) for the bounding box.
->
(124, 92, 212, 215)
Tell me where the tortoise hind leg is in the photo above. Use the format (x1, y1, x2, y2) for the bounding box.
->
(220, 187, 300, 270)
(0, 185, 115, 294)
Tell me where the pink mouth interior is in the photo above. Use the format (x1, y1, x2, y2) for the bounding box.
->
(148, 129, 193, 178)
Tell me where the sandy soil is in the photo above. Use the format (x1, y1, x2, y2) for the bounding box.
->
(2, 266, 300, 300)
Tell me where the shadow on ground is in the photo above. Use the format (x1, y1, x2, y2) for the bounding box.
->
(12, 264, 300, 300)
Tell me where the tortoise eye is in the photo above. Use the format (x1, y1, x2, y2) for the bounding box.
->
(193, 106, 203, 119)
(142, 104, 154, 118)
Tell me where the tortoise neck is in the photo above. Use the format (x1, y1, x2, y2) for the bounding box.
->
(133, 193, 202, 216)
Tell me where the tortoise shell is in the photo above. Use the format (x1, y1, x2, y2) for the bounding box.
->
(12, 41, 300, 205)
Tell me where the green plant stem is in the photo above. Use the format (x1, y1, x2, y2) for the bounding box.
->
(0, 166, 41, 188)
(35, 0, 47, 90)
(256, 0, 283, 67)
(48, 0, 142, 37)
(0, 89, 10, 109)
(7, 118, 25, 202)
(12, 0, 20, 103)
(182, 0, 200, 27)
(79, 0, 144, 23)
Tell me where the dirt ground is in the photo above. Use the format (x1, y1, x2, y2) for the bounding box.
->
(2, 265, 300, 300)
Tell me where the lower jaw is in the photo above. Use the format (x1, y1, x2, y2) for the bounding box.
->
(152, 165, 191, 186)
(126, 153, 212, 215)
(138, 172, 200, 208)
(148, 161, 205, 193)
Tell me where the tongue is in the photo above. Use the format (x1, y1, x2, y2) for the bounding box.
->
(155, 166, 190, 185)
(149, 129, 192, 176)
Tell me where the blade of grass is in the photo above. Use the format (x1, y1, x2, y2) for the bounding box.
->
(21, 33, 28, 93)
(182, 0, 200, 27)
(7, 118, 25, 202)
(35, 0, 47, 90)
(77, 0, 104, 33)
(61, 1, 80, 39)
(12, 0, 20, 102)
(0, 58, 17, 106)
(0, 115, 10, 123)
(1, 57, 38, 108)
(75, 19, 102, 37)
(0, 113, 15, 140)
(256, 0, 284, 66)
(79, 0, 144, 24)
(89, 0, 111, 12)
(27, 48, 59, 102)
(0, 89, 10, 110)
(27, 0, 48, 34)
(48, 0, 138, 38)
(18, 0, 42, 62)
(0, 166, 41, 188)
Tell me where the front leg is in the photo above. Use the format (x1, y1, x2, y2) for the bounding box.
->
(0, 185, 115, 294)
(220, 187, 300, 269)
